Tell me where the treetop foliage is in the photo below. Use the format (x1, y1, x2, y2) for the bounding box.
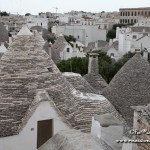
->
(57, 50, 136, 83)
(64, 35, 76, 43)
(0, 11, 9, 16)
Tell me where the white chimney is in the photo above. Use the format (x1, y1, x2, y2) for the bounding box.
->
(143, 48, 148, 61)
(116, 27, 120, 39)
(109, 39, 113, 46)
(91, 113, 123, 150)
(135, 49, 141, 54)
(9, 33, 12, 44)
(95, 41, 98, 49)
(142, 29, 146, 33)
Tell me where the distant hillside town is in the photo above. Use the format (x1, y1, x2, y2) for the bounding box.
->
(0, 7, 150, 150)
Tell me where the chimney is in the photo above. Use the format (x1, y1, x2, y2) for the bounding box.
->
(33, 30, 36, 37)
(48, 42, 52, 59)
(143, 48, 148, 61)
(109, 39, 113, 46)
(135, 49, 141, 54)
(91, 113, 123, 150)
(9, 32, 12, 44)
(116, 27, 120, 39)
(95, 41, 98, 49)
(142, 29, 146, 33)
(88, 53, 99, 74)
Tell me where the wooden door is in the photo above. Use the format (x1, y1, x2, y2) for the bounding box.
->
(37, 119, 53, 148)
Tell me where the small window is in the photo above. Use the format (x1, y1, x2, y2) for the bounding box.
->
(48, 68, 53, 72)
(67, 48, 70, 52)
(133, 35, 137, 39)
(104, 25, 107, 29)
(138, 11, 140, 15)
(134, 19, 136, 23)
(78, 35, 80, 39)
(141, 11, 143, 15)
(131, 12, 133, 16)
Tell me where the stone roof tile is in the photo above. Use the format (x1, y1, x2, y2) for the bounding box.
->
(103, 54, 150, 127)
(0, 32, 124, 137)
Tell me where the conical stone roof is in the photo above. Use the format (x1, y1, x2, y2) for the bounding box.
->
(62, 72, 99, 94)
(0, 23, 9, 42)
(0, 31, 123, 137)
(84, 73, 108, 93)
(51, 35, 68, 64)
(103, 54, 150, 127)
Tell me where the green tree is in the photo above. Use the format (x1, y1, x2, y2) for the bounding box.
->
(106, 29, 116, 40)
(57, 51, 136, 83)
(48, 26, 52, 33)
(0, 11, 9, 16)
(57, 57, 88, 76)
(64, 35, 76, 43)
(25, 13, 31, 16)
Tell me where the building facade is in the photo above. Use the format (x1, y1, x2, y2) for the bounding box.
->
(119, 7, 150, 24)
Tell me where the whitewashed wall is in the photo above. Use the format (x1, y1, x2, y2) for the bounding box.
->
(107, 48, 122, 61)
(91, 117, 123, 150)
(0, 101, 69, 150)
(52, 25, 106, 44)
(131, 36, 150, 52)
(60, 45, 85, 60)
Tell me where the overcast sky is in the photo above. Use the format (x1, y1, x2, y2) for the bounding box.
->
(0, 0, 150, 15)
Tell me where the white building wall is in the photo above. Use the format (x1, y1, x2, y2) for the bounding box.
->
(60, 45, 85, 60)
(52, 25, 65, 36)
(52, 25, 106, 44)
(118, 33, 126, 55)
(0, 101, 69, 150)
(91, 117, 123, 150)
(131, 36, 150, 52)
(107, 48, 122, 61)
(117, 27, 150, 55)
(27, 16, 48, 29)
(122, 137, 133, 150)
(57, 15, 70, 23)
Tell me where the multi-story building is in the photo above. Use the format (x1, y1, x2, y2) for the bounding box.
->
(119, 7, 150, 24)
